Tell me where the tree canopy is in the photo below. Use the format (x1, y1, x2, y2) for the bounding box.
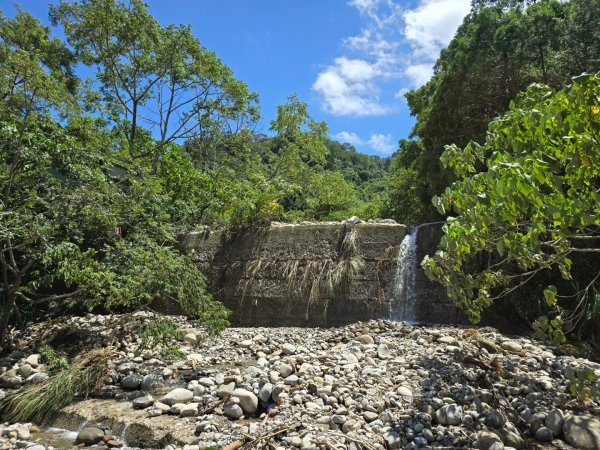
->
(424, 74, 600, 336)
(0, 3, 384, 346)
(382, 0, 600, 224)
(50, 0, 259, 167)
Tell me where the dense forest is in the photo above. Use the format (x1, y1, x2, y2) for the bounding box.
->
(1, 0, 599, 352)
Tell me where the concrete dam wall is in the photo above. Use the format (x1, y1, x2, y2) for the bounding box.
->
(177, 221, 460, 326)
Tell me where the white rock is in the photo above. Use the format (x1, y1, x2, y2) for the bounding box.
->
(182, 333, 197, 345)
(18, 364, 34, 378)
(161, 388, 193, 406)
(279, 363, 293, 377)
(501, 341, 522, 353)
(180, 403, 199, 417)
(282, 343, 296, 355)
(397, 386, 413, 399)
(378, 344, 391, 359)
(232, 388, 258, 414)
(25, 354, 40, 367)
(217, 382, 235, 398)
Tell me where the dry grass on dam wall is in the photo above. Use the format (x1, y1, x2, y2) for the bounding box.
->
(177, 222, 408, 327)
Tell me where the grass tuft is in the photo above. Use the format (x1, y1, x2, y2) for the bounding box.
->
(341, 228, 359, 257)
(0, 347, 112, 424)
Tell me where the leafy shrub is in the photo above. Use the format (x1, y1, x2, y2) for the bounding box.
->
(51, 240, 230, 335)
(566, 367, 600, 403)
(424, 74, 600, 331)
(137, 316, 185, 360)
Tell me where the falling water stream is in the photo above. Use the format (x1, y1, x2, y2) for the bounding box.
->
(389, 227, 418, 323)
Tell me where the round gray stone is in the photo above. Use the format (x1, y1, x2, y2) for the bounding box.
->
(224, 402, 244, 419)
(545, 409, 564, 437)
(383, 431, 401, 449)
(160, 388, 193, 406)
(75, 427, 105, 445)
(476, 432, 504, 450)
(535, 426, 553, 443)
(132, 394, 154, 409)
(259, 383, 273, 403)
(122, 374, 142, 390)
(140, 373, 164, 392)
(435, 403, 463, 425)
(563, 415, 600, 450)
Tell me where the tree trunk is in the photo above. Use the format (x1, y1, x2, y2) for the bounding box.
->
(12, 302, 21, 324)
(129, 101, 138, 158)
(0, 291, 15, 346)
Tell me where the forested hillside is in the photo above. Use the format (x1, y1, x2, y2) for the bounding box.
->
(0, 1, 389, 342)
(382, 0, 600, 348)
(381, 0, 600, 224)
(1, 0, 599, 352)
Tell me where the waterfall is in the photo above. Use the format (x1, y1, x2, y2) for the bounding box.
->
(389, 227, 418, 323)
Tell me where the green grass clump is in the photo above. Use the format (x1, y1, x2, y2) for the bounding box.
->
(0, 347, 111, 424)
(39, 345, 69, 376)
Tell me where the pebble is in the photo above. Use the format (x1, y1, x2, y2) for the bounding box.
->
(383, 431, 401, 449)
(436, 403, 463, 425)
(501, 341, 522, 353)
(224, 402, 244, 419)
(359, 334, 374, 344)
(232, 388, 258, 414)
(183, 333, 197, 345)
(545, 408, 564, 437)
(279, 363, 293, 377)
(121, 374, 142, 389)
(535, 426, 553, 442)
(282, 343, 296, 355)
(476, 432, 504, 450)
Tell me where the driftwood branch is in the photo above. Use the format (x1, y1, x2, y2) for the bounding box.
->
(16, 290, 81, 305)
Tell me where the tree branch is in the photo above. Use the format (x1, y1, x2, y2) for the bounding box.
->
(16, 290, 81, 305)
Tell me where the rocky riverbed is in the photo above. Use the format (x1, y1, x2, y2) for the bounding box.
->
(1, 313, 600, 450)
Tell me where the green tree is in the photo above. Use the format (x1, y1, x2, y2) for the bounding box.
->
(50, 0, 259, 167)
(423, 75, 600, 328)
(0, 10, 80, 341)
(394, 0, 600, 221)
(0, 11, 229, 345)
(268, 94, 329, 183)
(381, 139, 443, 224)
(305, 171, 357, 220)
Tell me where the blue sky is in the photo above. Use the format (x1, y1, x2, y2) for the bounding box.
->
(1, 0, 471, 156)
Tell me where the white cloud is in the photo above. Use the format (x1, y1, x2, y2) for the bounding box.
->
(402, 0, 471, 87)
(313, 0, 471, 116)
(335, 130, 398, 155)
(334, 131, 365, 146)
(312, 57, 387, 116)
(368, 133, 396, 155)
(348, 0, 380, 15)
(395, 87, 409, 100)
(403, 63, 433, 87)
(404, 0, 471, 59)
